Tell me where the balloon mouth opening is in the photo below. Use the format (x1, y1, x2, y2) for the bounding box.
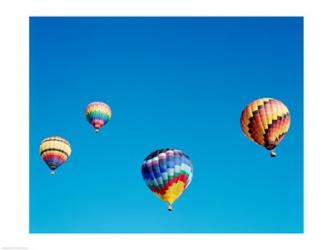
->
(265, 143, 276, 150)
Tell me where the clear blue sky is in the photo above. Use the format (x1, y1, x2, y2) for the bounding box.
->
(29, 17, 303, 233)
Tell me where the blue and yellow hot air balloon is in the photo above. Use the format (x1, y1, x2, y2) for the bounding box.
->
(85, 101, 112, 133)
(141, 148, 193, 211)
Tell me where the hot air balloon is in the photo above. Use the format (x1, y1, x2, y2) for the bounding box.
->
(141, 148, 193, 211)
(240, 97, 291, 157)
(85, 101, 112, 133)
(39, 136, 71, 175)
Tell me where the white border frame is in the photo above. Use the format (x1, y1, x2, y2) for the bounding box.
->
(1, 0, 332, 249)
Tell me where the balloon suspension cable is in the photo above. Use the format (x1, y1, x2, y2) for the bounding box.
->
(50, 170, 55, 175)
(167, 204, 173, 212)
(270, 151, 277, 157)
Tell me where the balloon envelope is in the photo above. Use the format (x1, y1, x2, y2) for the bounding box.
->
(85, 101, 112, 132)
(240, 97, 291, 154)
(39, 136, 71, 174)
(141, 148, 193, 210)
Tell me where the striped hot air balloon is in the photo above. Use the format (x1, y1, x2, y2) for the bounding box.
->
(141, 148, 193, 211)
(39, 136, 71, 175)
(85, 101, 112, 133)
(240, 97, 291, 157)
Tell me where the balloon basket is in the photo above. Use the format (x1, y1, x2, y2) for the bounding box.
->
(167, 204, 173, 212)
(50, 170, 55, 175)
(270, 151, 277, 157)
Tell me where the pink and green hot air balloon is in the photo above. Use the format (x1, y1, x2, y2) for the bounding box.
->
(85, 101, 112, 133)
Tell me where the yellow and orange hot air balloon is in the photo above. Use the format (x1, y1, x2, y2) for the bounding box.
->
(240, 98, 291, 157)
